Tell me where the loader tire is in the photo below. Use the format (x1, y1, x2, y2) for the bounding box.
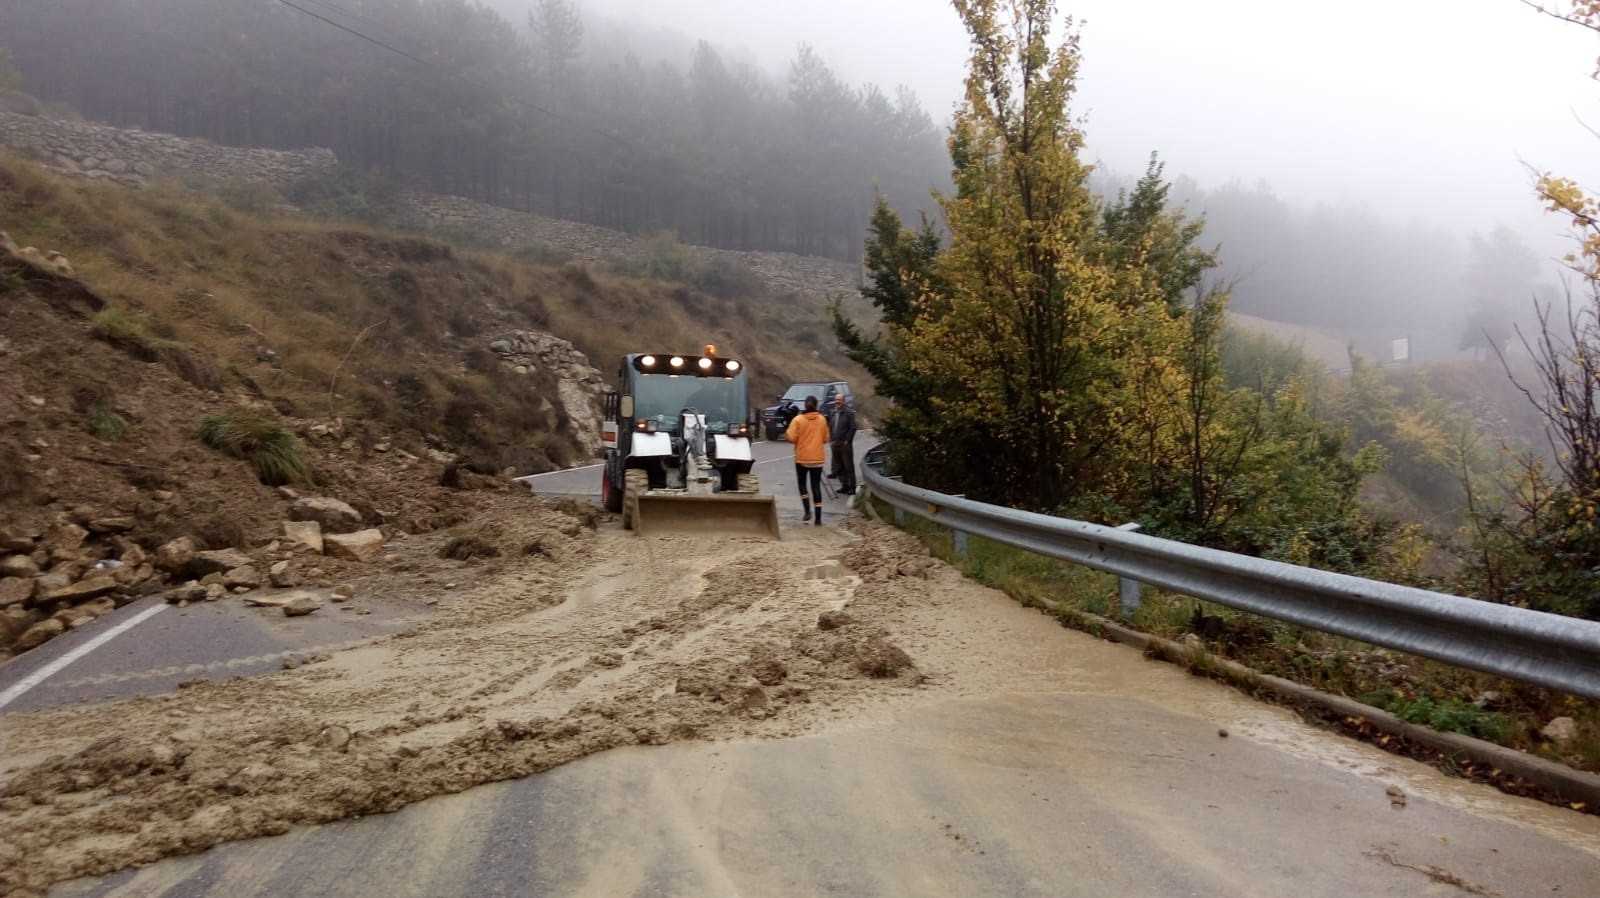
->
(622, 469, 649, 531)
(737, 472, 760, 494)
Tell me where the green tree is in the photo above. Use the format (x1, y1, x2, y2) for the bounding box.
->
(0, 48, 21, 92)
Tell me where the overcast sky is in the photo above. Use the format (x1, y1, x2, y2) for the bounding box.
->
(584, 0, 1597, 252)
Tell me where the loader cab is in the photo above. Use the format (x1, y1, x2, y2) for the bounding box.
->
(601, 351, 774, 538)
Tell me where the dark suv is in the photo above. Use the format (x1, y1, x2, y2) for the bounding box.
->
(761, 381, 852, 440)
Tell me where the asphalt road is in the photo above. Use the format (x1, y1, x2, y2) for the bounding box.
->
(0, 588, 415, 713)
(48, 692, 1600, 898)
(10, 432, 1600, 896)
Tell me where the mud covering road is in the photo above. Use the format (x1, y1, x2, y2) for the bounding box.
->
(3, 506, 1599, 896)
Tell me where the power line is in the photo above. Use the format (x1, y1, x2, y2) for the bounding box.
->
(271, 0, 635, 154)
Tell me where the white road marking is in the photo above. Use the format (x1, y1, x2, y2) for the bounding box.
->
(0, 603, 168, 711)
(515, 461, 605, 482)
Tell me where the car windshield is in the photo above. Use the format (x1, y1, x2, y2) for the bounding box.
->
(634, 374, 746, 432)
(781, 385, 827, 403)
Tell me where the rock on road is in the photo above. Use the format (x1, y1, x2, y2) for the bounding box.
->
(1, 486, 1596, 898)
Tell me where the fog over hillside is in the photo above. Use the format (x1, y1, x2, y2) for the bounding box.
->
(2, 0, 1596, 357)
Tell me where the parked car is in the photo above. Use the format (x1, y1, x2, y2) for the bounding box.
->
(761, 381, 853, 440)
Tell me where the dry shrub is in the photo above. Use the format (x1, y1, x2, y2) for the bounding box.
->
(198, 411, 311, 486)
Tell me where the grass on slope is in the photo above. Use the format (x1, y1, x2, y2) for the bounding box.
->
(0, 154, 859, 470)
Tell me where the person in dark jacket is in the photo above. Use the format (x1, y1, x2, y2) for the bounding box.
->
(828, 393, 857, 495)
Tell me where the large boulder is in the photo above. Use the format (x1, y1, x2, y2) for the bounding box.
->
(46, 522, 89, 554)
(40, 575, 119, 604)
(280, 520, 324, 554)
(224, 565, 263, 590)
(156, 536, 198, 573)
(14, 617, 65, 652)
(1, 554, 40, 578)
(0, 577, 34, 607)
(324, 529, 385, 562)
(190, 548, 254, 577)
(288, 497, 364, 534)
(283, 594, 323, 617)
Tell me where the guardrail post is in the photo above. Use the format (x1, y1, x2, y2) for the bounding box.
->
(951, 529, 969, 559)
(1116, 522, 1144, 619)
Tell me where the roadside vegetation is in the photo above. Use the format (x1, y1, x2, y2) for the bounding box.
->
(841, 0, 1598, 783)
(876, 499, 1600, 776)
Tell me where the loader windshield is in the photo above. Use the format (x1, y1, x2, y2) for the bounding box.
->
(633, 374, 747, 432)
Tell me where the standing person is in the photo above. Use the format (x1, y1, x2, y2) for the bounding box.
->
(786, 395, 830, 526)
(829, 393, 858, 495)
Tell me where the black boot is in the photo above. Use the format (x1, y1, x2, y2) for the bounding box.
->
(813, 505, 823, 525)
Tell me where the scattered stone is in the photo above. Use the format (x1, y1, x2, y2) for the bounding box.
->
(283, 594, 322, 617)
(41, 575, 118, 603)
(204, 583, 226, 601)
(331, 584, 355, 600)
(268, 560, 298, 588)
(15, 617, 65, 651)
(164, 581, 207, 604)
(1178, 633, 1205, 651)
(817, 610, 853, 631)
(1, 554, 40, 578)
(320, 725, 352, 751)
(223, 565, 262, 589)
(1543, 717, 1579, 747)
(117, 543, 148, 568)
(199, 572, 224, 586)
(288, 496, 364, 533)
(1385, 785, 1407, 809)
(190, 548, 253, 576)
(232, 586, 250, 595)
(0, 528, 36, 553)
(25, 394, 45, 408)
(281, 520, 324, 554)
(373, 442, 390, 453)
(0, 576, 35, 607)
(87, 516, 136, 534)
(46, 522, 89, 554)
(1217, 728, 1229, 738)
(276, 486, 300, 500)
(156, 536, 197, 573)
(33, 567, 75, 597)
(325, 529, 384, 562)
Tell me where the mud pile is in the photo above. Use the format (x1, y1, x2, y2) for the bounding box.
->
(0, 518, 928, 896)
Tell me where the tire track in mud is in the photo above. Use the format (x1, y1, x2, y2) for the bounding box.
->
(0, 513, 921, 898)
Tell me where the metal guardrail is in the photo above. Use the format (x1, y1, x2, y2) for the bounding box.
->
(862, 446, 1600, 699)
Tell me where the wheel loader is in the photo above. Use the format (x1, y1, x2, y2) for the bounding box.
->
(599, 348, 780, 539)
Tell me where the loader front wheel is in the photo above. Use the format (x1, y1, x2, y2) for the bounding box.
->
(622, 469, 648, 531)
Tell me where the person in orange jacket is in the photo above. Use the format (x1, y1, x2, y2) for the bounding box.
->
(786, 395, 831, 526)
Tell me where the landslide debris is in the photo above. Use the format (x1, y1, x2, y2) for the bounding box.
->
(0, 520, 934, 897)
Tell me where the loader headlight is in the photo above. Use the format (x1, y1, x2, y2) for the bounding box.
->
(725, 360, 741, 372)
(640, 355, 656, 367)
(669, 356, 685, 368)
(729, 423, 749, 437)
(635, 420, 657, 433)
(697, 357, 714, 371)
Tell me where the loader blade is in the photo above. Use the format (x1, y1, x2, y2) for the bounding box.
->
(633, 493, 782, 540)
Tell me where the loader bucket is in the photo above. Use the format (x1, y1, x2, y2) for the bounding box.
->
(633, 492, 782, 540)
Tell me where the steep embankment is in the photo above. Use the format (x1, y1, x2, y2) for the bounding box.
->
(0, 154, 858, 658)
